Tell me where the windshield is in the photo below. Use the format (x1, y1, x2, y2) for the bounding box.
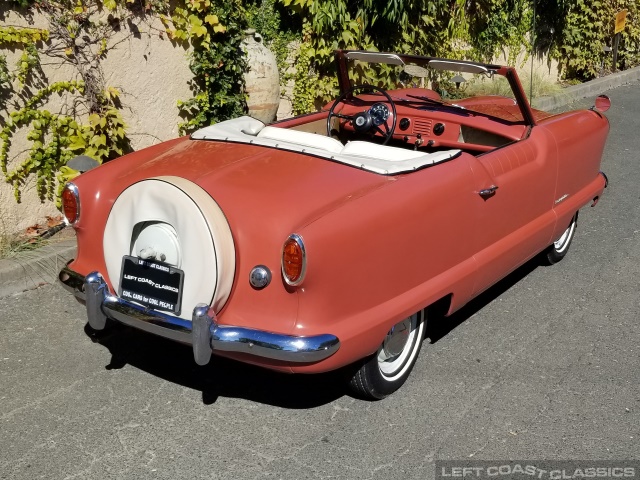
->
(341, 51, 531, 125)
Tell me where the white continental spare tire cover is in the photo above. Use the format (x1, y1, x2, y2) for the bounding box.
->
(103, 176, 235, 320)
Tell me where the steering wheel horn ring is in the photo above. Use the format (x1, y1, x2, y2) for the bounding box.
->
(326, 84, 398, 145)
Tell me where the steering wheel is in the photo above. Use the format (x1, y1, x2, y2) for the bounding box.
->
(326, 84, 398, 145)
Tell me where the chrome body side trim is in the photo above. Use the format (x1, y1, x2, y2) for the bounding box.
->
(58, 266, 340, 365)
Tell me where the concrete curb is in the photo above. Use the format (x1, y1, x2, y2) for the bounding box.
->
(2, 67, 639, 299)
(0, 238, 76, 298)
(531, 65, 640, 111)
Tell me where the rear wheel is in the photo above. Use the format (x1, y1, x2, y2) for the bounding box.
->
(544, 212, 578, 265)
(349, 310, 425, 400)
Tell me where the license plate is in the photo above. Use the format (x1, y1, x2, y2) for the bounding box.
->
(119, 256, 184, 315)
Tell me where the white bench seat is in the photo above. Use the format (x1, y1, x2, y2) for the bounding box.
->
(257, 126, 344, 153)
(191, 116, 461, 175)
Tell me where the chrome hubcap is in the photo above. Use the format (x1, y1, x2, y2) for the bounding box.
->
(381, 317, 412, 359)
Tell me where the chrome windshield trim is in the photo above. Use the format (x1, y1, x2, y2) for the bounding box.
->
(59, 267, 340, 365)
(427, 59, 491, 75)
(345, 51, 404, 65)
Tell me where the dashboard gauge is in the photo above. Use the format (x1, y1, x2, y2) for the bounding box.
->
(369, 103, 390, 126)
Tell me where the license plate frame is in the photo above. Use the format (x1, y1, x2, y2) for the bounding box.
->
(119, 256, 184, 315)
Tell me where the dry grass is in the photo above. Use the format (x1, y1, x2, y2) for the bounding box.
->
(0, 204, 50, 259)
(0, 208, 19, 259)
(0, 231, 49, 259)
(463, 72, 563, 100)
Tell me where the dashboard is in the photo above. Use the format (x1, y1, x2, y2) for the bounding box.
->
(337, 94, 527, 153)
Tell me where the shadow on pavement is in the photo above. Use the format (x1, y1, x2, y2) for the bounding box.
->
(84, 323, 352, 408)
(426, 254, 541, 343)
(83, 253, 544, 408)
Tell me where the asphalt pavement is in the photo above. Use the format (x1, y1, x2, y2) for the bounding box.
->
(0, 79, 639, 479)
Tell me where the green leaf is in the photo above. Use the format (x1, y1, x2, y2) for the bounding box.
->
(68, 141, 86, 151)
(68, 135, 86, 150)
(59, 166, 80, 182)
(204, 14, 219, 26)
(192, 25, 208, 37)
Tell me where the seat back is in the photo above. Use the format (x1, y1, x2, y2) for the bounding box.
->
(257, 126, 344, 153)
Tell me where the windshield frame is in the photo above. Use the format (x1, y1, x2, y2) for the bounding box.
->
(334, 50, 537, 127)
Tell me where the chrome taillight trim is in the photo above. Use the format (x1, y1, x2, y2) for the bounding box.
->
(63, 182, 81, 226)
(281, 233, 307, 286)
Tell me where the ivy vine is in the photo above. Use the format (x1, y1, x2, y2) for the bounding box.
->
(291, 24, 316, 115)
(0, 1, 135, 204)
(0, 0, 253, 206)
(280, 0, 640, 110)
(159, 0, 249, 134)
(548, 0, 640, 80)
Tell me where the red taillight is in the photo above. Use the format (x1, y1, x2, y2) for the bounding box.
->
(62, 183, 80, 225)
(282, 234, 306, 286)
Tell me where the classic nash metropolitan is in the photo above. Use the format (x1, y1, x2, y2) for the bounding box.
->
(59, 50, 610, 399)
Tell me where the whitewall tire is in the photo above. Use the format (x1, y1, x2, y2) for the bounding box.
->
(544, 212, 578, 265)
(349, 310, 426, 400)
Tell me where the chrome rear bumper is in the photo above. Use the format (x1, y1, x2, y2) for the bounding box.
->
(58, 265, 340, 366)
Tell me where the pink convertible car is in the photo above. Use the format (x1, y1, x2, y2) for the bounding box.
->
(59, 50, 610, 399)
